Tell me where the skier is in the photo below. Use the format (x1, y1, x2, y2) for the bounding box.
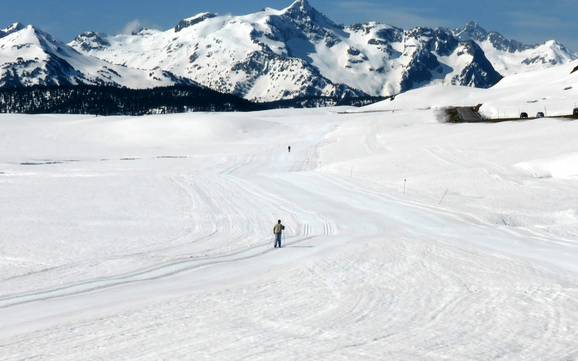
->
(288, 145, 291, 153)
(273, 220, 285, 248)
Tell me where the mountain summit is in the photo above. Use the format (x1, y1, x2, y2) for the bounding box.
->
(0, 22, 25, 38)
(453, 21, 575, 74)
(0, 24, 192, 88)
(282, 0, 333, 25)
(284, 0, 314, 14)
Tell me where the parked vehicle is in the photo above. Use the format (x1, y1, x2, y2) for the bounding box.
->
(520, 112, 528, 119)
(573, 108, 578, 117)
(536, 112, 545, 118)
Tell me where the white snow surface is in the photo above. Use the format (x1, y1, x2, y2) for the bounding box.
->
(0, 104, 578, 359)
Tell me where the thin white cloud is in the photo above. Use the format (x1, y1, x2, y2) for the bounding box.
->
(335, 1, 447, 28)
(507, 11, 574, 31)
(122, 19, 144, 34)
(119, 19, 162, 35)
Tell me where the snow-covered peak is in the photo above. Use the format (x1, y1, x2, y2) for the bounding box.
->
(132, 28, 161, 36)
(3, 24, 83, 61)
(454, 22, 527, 53)
(454, 21, 488, 42)
(280, 0, 338, 29)
(283, 0, 313, 13)
(0, 22, 25, 38)
(4, 22, 25, 32)
(175, 12, 217, 32)
(0, 23, 42, 46)
(70, 32, 110, 52)
(0, 23, 191, 88)
(452, 21, 576, 75)
(542, 39, 571, 53)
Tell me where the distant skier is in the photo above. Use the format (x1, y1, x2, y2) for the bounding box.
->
(273, 220, 285, 248)
(288, 145, 291, 153)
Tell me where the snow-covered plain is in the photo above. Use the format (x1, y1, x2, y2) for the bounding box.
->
(1, 104, 577, 360)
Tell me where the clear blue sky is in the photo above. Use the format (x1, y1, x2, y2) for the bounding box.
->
(1, 0, 576, 50)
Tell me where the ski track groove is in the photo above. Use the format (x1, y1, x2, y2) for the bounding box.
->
(0, 140, 337, 308)
(1, 117, 578, 360)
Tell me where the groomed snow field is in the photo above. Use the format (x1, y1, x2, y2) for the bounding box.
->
(0, 102, 577, 360)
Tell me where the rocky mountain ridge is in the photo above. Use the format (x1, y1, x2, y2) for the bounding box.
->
(1, 0, 575, 102)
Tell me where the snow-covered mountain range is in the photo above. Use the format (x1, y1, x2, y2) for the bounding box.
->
(0, 23, 193, 88)
(453, 21, 575, 75)
(1, 0, 576, 101)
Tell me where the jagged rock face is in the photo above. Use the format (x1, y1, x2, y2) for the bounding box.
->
(399, 46, 444, 92)
(0, 53, 87, 88)
(452, 41, 503, 87)
(70, 32, 110, 52)
(275, 0, 343, 46)
(398, 26, 502, 91)
(405, 27, 459, 56)
(454, 21, 528, 53)
(0, 25, 192, 88)
(396, 31, 502, 91)
(0, 22, 25, 38)
(175, 13, 217, 32)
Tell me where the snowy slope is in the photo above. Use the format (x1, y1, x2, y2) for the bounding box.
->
(0, 23, 191, 88)
(69, 0, 504, 100)
(0, 104, 577, 359)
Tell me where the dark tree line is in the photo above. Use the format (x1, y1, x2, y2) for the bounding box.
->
(0, 85, 261, 115)
(0, 85, 384, 115)
(265, 96, 385, 109)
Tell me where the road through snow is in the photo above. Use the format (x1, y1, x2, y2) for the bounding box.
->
(0, 110, 577, 360)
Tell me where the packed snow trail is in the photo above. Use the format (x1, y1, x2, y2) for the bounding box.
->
(0, 110, 577, 360)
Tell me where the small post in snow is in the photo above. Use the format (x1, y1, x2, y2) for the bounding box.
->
(403, 178, 407, 195)
(439, 188, 449, 205)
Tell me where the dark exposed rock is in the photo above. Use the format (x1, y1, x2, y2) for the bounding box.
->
(0, 22, 25, 38)
(71, 32, 110, 52)
(175, 13, 217, 32)
(454, 21, 529, 53)
(400, 46, 443, 91)
(453, 41, 503, 87)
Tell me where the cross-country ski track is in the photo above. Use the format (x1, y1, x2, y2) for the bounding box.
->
(0, 109, 577, 360)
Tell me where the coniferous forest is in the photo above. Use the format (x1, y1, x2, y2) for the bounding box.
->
(0, 85, 384, 115)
